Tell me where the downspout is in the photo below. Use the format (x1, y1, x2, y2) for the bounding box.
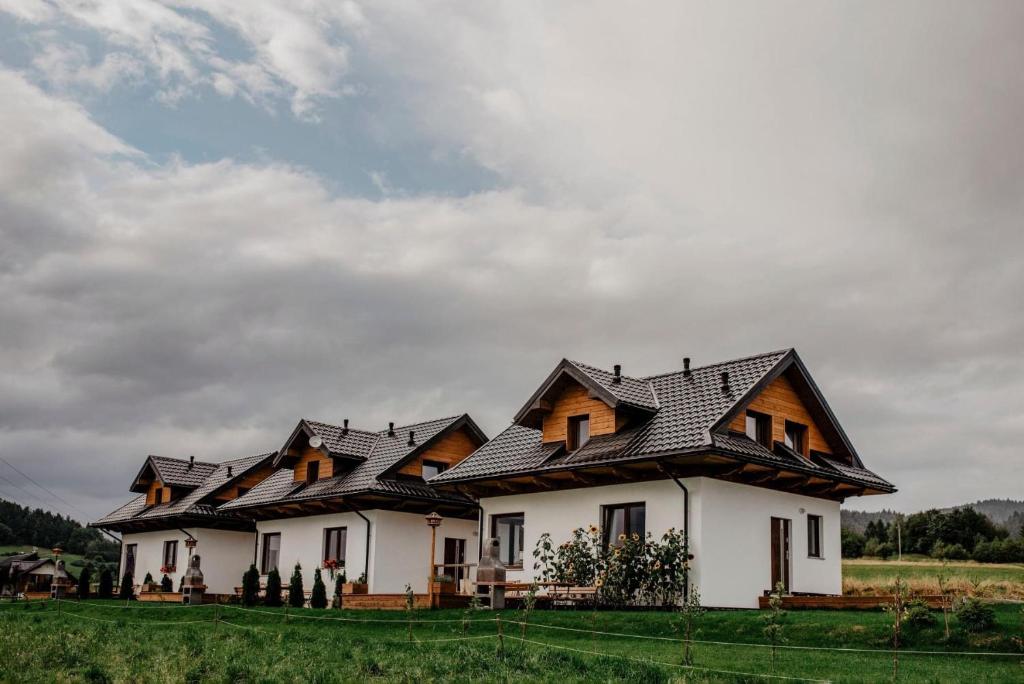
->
(659, 463, 691, 600)
(252, 521, 259, 567)
(343, 502, 372, 585)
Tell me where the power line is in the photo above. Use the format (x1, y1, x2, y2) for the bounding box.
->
(0, 455, 96, 522)
(0, 472, 50, 508)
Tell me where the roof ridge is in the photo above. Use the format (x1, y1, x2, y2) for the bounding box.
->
(641, 348, 793, 380)
(566, 359, 646, 383)
(305, 419, 379, 436)
(149, 454, 219, 467)
(376, 414, 462, 434)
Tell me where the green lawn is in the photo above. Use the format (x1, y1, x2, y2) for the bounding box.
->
(1, 600, 1021, 682)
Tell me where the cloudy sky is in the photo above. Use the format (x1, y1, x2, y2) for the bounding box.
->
(1, 1, 1022, 522)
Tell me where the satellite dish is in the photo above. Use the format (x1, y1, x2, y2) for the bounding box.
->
(308, 435, 323, 448)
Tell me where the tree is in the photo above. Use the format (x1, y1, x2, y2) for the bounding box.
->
(118, 573, 134, 600)
(0, 565, 10, 594)
(676, 587, 705, 667)
(841, 529, 865, 558)
(762, 582, 786, 672)
(78, 563, 93, 600)
(332, 572, 345, 608)
(288, 563, 305, 608)
(264, 568, 282, 607)
(98, 567, 114, 599)
(310, 568, 327, 609)
(241, 564, 260, 606)
(0, 522, 13, 544)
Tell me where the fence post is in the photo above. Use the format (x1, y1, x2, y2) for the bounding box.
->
(496, 614, 504, 659)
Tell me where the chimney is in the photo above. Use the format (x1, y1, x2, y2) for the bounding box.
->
(408, 430, 416, 446)
(612, 364, 622, 383)
(227, 466, 233, 477)
(342, 418, 349, 436)
(683, 357, 691, 377)
(188, 455, 195, 470)
(721, 371, 730, 393)
(388, 422, 395, 436)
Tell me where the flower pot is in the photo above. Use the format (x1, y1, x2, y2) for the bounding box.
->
(342, 582, 368, 595)
(432, 581, 456, 595)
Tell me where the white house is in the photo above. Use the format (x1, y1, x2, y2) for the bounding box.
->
(218, 414, 487, 595)
(92, 452, 276, 595)
(432, 349, 895, 608)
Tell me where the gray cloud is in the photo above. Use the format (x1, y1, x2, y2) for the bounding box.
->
(1, 2, 1023, 521)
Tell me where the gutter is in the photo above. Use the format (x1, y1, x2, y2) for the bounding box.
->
(343, 501, 372, 583)
(658, 463, 691, 601)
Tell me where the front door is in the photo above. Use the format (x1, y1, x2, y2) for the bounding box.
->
(124, 543, 137, 580)
(770, 518, 791, 593)
(443, 538, 466, 586)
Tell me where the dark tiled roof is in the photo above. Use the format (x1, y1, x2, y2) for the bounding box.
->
(435, 350, 894, 494)
(148, 455, 219, 488)
(305, 421, 379, 460)
(567, 360, 659, 411)
(221, 415, 476, 510)
(94, 452, 274, 528)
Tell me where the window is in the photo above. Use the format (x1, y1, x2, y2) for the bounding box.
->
(261, 533, 281, 574)
(784, 421, 807, 455)
(306, 460, 320, 485)
(323, 527, 347, 565)
(567, 414, 590, 451)
(807, 514, 823, 558)
(153, 487, 163, 504)
(491, 513, 525, 567)
(162, 540, 178, 570)
(603, 502, 646, 548)
(745, 410, 772, 447)
(422, 460, 448, 480)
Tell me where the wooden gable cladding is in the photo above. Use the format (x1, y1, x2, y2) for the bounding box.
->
(293, 446, 334, 482)
(541, 381, 621, 444)
(214, 465, 275, 501)
(397, 426, 479, 477)
(729, 372, 832, 456)
(145, 479, 171, 505)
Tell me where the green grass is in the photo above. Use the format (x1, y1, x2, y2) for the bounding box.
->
(0, 545, 87, 567)
(1, 600, 1021, 682)
(843, 559, 1024, 600)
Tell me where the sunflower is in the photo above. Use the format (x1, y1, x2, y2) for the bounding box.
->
(618, 533, 627, 542)
(595, 578, 604, 588)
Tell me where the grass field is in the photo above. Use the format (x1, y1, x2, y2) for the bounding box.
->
(1, 600, 1021, 682)
(843, 558, 1024, 600)
(0, 545, 87, 567)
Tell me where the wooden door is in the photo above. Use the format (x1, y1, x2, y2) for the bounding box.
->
(770, 518, 790, 593)
(443, 538, 466, 585)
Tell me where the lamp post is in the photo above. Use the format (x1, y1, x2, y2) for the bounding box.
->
(425, 511, 443, 607)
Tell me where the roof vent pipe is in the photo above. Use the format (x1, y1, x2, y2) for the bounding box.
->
(721, 371, 730, 393)
(188, 455, 195, 470)
(342, 418, 349, 436)
(683, 357, 691, 377)
(388, 422, 395, 436)
(408, 430, 416, 446)
(612, 364, 622, 383)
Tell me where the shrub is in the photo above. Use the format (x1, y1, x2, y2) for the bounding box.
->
(310, 568, 328, 609)
(264, 568, 282, 607)
(903, 599, 936, 628)
(863, 538, 894, 559)
(143, 572, 154, 586)
(288, 563, 305, 608)
(118, 573, 134, 600)
(98, 568, 113, 599)
(932, 542, 969, 561)
(955, 598, 996, 632)
(78, 563, 92, 600)
(841, 529, 865, 558)
(0, 565, 10, 593)
(160, 574, 173, 592)
(241, 564, 260, 606)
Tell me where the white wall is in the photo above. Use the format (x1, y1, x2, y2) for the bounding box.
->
(479, 476, 841, 609)
(256, 510, 480, 594)
(120, 527, 255, 595)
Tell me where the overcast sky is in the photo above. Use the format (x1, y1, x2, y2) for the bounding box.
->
(1, 1, 1022, 522)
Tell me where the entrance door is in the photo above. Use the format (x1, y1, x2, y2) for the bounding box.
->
(443, 538, 466, 586)
(770, 518, 791, 593)
(124, 543, 137, 580)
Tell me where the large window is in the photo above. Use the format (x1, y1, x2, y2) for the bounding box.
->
(491, 513, 525, 568)
(162, 540, 177, 570)
(422, 460, 448, 480)
(807, 514, 823, 558)
(784, 420, 807, 455)
(306, 460, 320, 485)
(745, 410, 772, 447)
(323, 527, 347, 565)
(261, 533, 281, 574)
(603, 502, 646, 548)
(567, 414, 590, 451)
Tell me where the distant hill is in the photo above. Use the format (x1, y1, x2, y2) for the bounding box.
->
(843, 499, 1024, 534)
(0, 498, 119, 562)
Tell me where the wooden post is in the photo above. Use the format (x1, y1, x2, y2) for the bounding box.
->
(428, 525, 437, 608)
(496, 614, 504, 659)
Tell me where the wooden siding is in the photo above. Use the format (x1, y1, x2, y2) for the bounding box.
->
(729, 373, 831, 456)
(215, 465, 275, 501)
(145, 480, 171, 505)
(398, 427, 479, 477)
(541, 382, 618, 444)
(293, 446, 333, 482)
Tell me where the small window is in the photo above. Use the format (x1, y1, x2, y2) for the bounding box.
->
(323, 527, 347, 565)
(261, 533, 281, 574)
(603, 502, 646, 548)
(422, 460, 448, 480)
(306, 460, 320, 485)
(784, 421, 807, 455)
(807, 514, 823, 558)
(162, 540, 178, 570)
(745, 410, 772, 447)
(153, 487, 163, 504)
(491, 513, 525, 568)
(567, 415, 590, 451)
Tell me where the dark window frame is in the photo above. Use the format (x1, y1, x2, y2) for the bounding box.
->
(261, 532, 281, 574)
(601, 502, 646, 549)
(306, 460, 320, 485)
(421, 459, 449, 480)
(162, 540, 178, 569)
(323, 527, 347, 565)
(152, 487, 163, 504)
(784, 420, 808, 455)
(490, 512, 525, 568)
(807, 514, 823, 558)
(567, 414, 591, 451)
(745, 410, 773, 448)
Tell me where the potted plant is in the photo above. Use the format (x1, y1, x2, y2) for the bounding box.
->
(342, 572, 368, 595)
(321, 558, 341, 580)
(141, 572, 159, 592)
(431, 574, 456, 595)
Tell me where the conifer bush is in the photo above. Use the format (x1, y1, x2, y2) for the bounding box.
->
(288, 563, 305, 608)
(118, 572, 134, 600)
(241, 564, 260, 606)
(160, 574, 173, 592)
(264, 568, 283, 607)
(77, 563, 92, 600)
(98, 567, 113, 599)
(310, 568, 327, 609)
